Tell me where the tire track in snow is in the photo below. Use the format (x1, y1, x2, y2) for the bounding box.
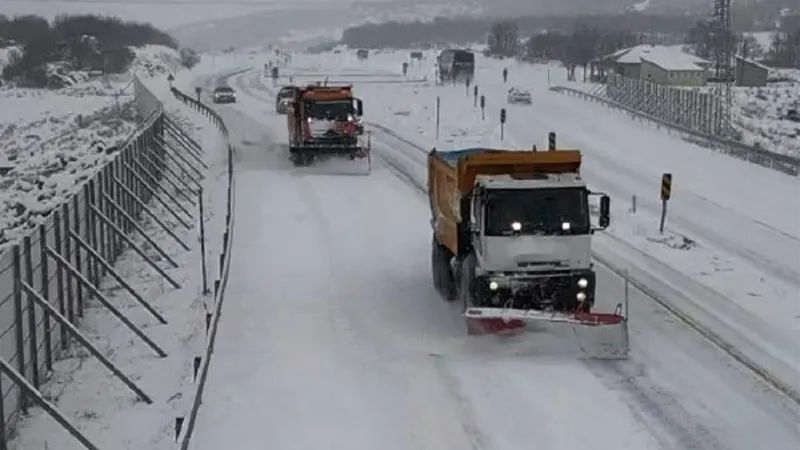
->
(235, 71, 496, 447)
(294, 167, 493, 450)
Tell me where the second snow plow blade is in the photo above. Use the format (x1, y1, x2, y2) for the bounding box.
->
(463, 304, 629, 359)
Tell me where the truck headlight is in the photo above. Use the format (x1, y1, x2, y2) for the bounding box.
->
(511, 221, 522, 231)
(576, 292, 587, 302)
(488, 281, 499, 291)
(577, 278, 588, 288)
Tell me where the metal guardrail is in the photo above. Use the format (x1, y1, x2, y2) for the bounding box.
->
(168, 85, 237, 450)
(549, 85, 800, 177)
(0, 76, 227, 450)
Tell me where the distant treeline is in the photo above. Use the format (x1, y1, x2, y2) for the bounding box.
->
(0, 14, 195, 87)
(340, 14, 696, 49)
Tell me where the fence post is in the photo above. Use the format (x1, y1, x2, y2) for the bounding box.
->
(23, 236, 39, 389)
(199, 187, 209, 295)
(53, 210, 67, 351)
(39, 224, 53, 371)
(72, 196, 84, 318)
(0, 368, 5, 450)
(62, 203, 75, 324)
(12, 246, 27, 413)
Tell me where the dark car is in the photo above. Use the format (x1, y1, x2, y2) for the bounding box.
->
(275, 85, 297, 114)
(212, 86, 236, 104)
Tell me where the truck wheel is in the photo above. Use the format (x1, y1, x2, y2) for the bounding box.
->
(458, 252, 477, 311)
(431, 236, 456, 302)
(431, 237, 443, 291)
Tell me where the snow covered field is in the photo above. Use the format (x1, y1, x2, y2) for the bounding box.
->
(0, 45, 186, 251)
(165, 66, 800, 450)
(6, 73, 232, 450)
(733, 82, 800, 158)
(229, 50, 800, 401)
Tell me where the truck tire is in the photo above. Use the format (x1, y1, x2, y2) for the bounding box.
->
(431, 236, 457, 302)
(458, 252, 477, 311)
(431, 237, 443, 291)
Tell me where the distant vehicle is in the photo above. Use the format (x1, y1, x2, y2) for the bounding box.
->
(785, 109, 799, 123)
(275, 85, 297, 114)
(357, 49, 369, 60)
(507, 87, 532, 105)
(437, 49, 474, 83)
(212, 86, 236, 104)
(410, 51, 423, 60)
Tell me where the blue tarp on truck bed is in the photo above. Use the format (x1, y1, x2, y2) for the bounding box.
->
(437, 148, 492, 166)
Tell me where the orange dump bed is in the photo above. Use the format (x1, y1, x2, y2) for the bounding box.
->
(297, 85, 353, 100)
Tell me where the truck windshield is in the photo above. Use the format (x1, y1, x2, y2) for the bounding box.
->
(454, 51, 474, 65)
(306, 100, 353, 120)
(484, 188, 590, 236)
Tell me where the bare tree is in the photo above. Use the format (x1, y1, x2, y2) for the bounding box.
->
(487, 20, 520, 57)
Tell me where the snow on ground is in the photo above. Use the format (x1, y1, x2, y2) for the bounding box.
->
(733, 82, 800, 158)
(8, 84, 230, 450)
(175, 67, 800, 450)
(236, 50, 800, 398)
(0, 45, 195, 251)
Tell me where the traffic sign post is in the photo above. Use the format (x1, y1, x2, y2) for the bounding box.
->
(194, 86, 201, 102)
(480, 95, 485, 120)
(473, 85, 478, 106)
(436, 96, 441, 142)
(659, 173, 672, 233)
(500, 108, 507, 140)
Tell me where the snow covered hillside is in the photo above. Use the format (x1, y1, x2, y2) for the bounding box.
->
(0, 45, 184, 250)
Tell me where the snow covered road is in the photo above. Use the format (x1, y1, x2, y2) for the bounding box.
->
(236, 50, 800, 400)
(182, 69, 799, 450)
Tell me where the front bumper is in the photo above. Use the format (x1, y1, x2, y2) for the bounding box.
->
(474, 270, 595, 312)
(214, 96, 236, 103)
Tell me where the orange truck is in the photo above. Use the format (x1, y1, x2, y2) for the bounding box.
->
(427, 145, 621, 334)
(287, 84, 368, 168)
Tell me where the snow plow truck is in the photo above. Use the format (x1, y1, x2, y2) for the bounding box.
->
(428, 146, 628, 336)
(287, 84, 369, 171)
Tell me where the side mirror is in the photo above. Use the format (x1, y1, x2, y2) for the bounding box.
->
(356, 99, 363, 116)
(599, 195, 610, 228)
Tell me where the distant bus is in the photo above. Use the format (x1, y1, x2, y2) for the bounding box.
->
(437, 49, 475, 83)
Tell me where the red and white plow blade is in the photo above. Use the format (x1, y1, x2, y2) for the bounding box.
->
(463, 305, 630, 358)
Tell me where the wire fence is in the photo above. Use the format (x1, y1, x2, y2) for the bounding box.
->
(0, 75, 228, 450)
(604, 73, 728, 137)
